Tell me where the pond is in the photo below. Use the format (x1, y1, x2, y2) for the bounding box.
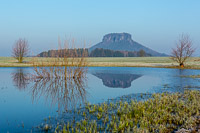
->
(0, 67, 200, 132)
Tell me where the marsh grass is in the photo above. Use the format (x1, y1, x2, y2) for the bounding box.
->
(35, 90, 200, 133)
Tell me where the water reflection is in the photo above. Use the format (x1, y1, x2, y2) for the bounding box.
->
(11, 69, 30, 90)
(31, 70, 88, 111)
(92, 72, 142, 88)
(174, 69, 200, 90)
(11, 67, 88, 111)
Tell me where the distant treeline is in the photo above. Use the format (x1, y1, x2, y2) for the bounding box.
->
(37, 48, 151, 57)
(89, 48, 151, 57)
(37, 48, 88, 57)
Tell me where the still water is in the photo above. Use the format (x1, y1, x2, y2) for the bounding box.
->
(0, 67, 200, 132)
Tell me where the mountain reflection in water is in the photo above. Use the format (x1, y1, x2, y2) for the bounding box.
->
(93, 73, 142, 88)
(11, 68, 88, 111)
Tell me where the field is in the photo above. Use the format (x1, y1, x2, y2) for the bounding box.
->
(0, 57, 200, 69)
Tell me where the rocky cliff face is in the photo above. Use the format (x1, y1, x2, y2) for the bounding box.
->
(89, 33, 167, 57)
(102, 33, 132, 43)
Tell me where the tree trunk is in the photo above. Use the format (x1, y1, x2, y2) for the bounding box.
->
(180, 63, 184, 68)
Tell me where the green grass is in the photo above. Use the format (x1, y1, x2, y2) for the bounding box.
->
(0, 57, 200, 69)
(0, 57, 32, 67)
(87, 57, 173, 63)
(36, 90, 200, 132)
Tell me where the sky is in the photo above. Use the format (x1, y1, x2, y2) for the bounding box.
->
(0, 0, 200, 56)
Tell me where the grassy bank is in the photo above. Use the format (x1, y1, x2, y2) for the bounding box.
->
(0, 57, 200, 69)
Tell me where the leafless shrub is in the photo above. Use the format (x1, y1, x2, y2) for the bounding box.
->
(171, 34, 195, 67)
(12, 38, 29, 63)
(30, 38, 88, 111)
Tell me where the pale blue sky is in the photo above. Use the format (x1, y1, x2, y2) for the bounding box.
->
(0, 0, 200, 56)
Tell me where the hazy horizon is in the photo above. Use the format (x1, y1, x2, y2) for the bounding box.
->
(0, 0, 200, 56)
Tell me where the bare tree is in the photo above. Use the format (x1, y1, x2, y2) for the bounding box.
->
(171, 34, 195, 67)
(12, 38, 29, 63)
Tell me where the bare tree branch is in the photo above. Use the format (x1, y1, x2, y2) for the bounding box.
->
(12, 38, 29, 63)
(170, 34, 195, 67)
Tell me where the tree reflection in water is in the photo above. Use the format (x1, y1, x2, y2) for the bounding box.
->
(31, 66, 88, 111)
(12, 43, 89, 112)
(12, 68, 30, 90)
(12, 67, 88, 112)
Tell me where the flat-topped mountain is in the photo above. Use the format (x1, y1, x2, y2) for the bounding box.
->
(89, 33, 167, 57)
(37, 32, 167, 57)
